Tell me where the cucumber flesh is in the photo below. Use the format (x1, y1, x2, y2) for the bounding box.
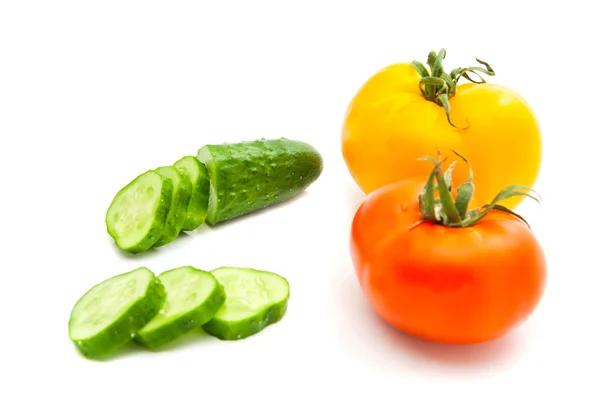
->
(135, 266, 226, 349)
(105, 170, 173, 253)
(153, 166, 193, 247)
(197, 138, 323, 225)
(68, 267, 166, 359)
(202, 266, 290, 340)
(174, 156, 210, 231)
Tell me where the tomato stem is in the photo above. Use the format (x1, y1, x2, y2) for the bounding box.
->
(411, 49, 495, 129)
(417, 151, 542, 228)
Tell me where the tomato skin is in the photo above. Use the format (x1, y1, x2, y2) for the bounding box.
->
(350, 179, 547, 344)
(341, 63, 542, 210)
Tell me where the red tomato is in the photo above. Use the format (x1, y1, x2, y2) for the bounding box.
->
(350, 167, 546, 344)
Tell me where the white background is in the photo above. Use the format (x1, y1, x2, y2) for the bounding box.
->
(1, 1, 598, 400)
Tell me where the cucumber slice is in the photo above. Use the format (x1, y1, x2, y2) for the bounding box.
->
(202, 267, 290, 340)
(68, 267, 166, 359)
(134, 266, 226, 349)
(105, 170, 173, 253)
(152, 166, 193, 247)
(174, 156, 210, 231)
(197, 138, 323, 225)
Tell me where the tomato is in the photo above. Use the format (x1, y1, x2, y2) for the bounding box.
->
(341, 49, 542, 210)
(349, 156, 546, 344)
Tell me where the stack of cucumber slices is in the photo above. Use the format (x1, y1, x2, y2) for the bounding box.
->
(105, 138, 323, 253)
(68, 265, 290, 359)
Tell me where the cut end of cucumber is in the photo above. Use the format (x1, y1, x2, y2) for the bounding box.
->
(196, 146, 218, 225)
(203, 267, 290, 340)
(68, 267, 165, 358)
(105, 170, 172, 253)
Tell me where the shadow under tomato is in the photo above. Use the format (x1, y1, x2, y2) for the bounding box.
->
(382, 319, 528, 368)
(335, 273, 529, 373)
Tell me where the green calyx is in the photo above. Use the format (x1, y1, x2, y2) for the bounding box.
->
(411, 49, 495, 128)
(417, 151, 541, 228)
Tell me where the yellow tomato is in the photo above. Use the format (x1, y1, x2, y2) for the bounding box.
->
(341, 50, 542, 210)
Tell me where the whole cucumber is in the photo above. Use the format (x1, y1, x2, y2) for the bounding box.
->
(197, 138, 323, 225)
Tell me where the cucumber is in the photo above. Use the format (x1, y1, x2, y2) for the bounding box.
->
(174, 156, 210, 231)
(68, 267, 166, 359)
(105, 170, 173, 253)
(197, 138, 323, 225)
(134, 266, 226, 349)
(202, 267, 290, 340)
(152, 166, 193, 247)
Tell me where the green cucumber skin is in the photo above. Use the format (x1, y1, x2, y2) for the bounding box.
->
(153, 167, 193, 247)
(197, 138, 323, 225)
(69, 268, 166, 359)
(174, 157, 210, 231)
(106, 171, 173, 254)
(202, 297, 288, 341)
(134, 278, 226, 349)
